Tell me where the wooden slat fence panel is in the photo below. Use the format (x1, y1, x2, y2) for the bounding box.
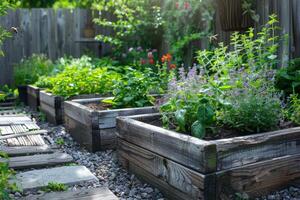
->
(0, 8, 106, 85)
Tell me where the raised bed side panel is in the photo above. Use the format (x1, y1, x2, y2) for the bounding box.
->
(64, 101, 100, 152)
(116, 115, 217, 174)
(17, 85, 28, 105)
(213, 127, 300, 170)
(216, 154, 300, 199)
(118, 139, 216, 200)
(39, 91, 64, 125)
(27, 85, 40, 111)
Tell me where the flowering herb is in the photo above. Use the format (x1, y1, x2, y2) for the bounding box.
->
(160, 15, 285, 139)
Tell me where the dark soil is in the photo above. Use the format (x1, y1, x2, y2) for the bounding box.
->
(86, 102, 113, 111)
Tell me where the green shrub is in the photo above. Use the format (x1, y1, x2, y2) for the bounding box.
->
(46, 66, 121, 99)
(219, 91, 282, 133)
(103, 68, 156, 108)
(14, 54, 54, 86)
(276, 58, 300, 95)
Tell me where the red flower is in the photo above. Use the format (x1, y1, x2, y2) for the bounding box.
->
(175, 2, 180, 9)
(161, 53, 172, 63)
(170, 64, 176, 70)
(184, 2, 190, 9)
(149, 58, 155, 65)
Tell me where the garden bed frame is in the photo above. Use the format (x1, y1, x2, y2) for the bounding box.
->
(27, 85, 40, 111)
(39, 91, 103, 125)
(63, 98, 158, 152)
(116, 113, 300, 200)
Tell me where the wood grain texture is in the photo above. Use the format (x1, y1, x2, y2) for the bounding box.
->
(211, 127, 300, 170)
(216, 154, 300, 199)
(118, 139, 215, 200)
(117, 114, 217, 174)
(1, 152, 73, 169)
(39, 90, 64, 125)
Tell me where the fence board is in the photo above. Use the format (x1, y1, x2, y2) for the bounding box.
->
(0, 9, 107, 85)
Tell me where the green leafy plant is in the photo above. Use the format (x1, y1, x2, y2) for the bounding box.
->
(45, 66, 120, 99)
(162, 0, 215, 64)
(276, 58, 300, 95)
(42, 182, 68, 192)
(220, 91, 282, 133)
(160, 15, 284, 139)
(288, 94, 300, 125)
(103, 68, 156, 108)
(55, 138, 65, 146)
(14, 54, 54, 86)
(93, 0, 163, 53)
(0, 152, 19, 200)
(0, 85, 18, 102)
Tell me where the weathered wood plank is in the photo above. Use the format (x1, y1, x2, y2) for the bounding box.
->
(25, 187, 118, 200)
(0, 130, 47, 140)
(211, 127, 300, 170)
(1, 152, 73, 169)
(0, 145, 54, 156)
(27, 85, 40, 111)
(216, 153, 300, 199)
(117, 115, 217, 174)
(118, 139, 215, 200)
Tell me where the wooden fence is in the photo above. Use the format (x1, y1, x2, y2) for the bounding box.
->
(0, 1, 300, 85)
(0, 9, 111, 85)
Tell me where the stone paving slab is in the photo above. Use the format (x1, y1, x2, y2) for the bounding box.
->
(23, 187, 118, 200)
(13, 166, 98, 191)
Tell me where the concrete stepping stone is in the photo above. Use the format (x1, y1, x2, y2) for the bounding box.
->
(0, 152, 73, 169)
(0, 145, 55, 157)
(24, 187, 118, 200)
(13, 166, 98, 191)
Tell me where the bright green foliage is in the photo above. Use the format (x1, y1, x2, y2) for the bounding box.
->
(42, 182, 68, 192)
(93, 0, 163, 52)
(55, 138, 65, 146)
(46, 66, 120, 99)
(0, 152, 19, 200)
(276, 58, 300, 95)
(288, 94, 300, 125)
(14, 0, 94, 8)
(13, 54, 54, 86)
(103, 68, 156, 108)
(162, 0, 214, 63)
(0, 85, 18, 102)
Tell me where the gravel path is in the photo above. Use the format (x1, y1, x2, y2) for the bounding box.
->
(38, 122, 164, 200)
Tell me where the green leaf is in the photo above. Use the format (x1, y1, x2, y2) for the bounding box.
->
(197, 104, 214, 124)
(191, 121, 206, 139)
(175, 109, 186, 132)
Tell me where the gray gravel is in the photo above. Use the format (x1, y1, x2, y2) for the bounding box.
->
(256, 186, 300, 200)
(38, 121, 164, 200)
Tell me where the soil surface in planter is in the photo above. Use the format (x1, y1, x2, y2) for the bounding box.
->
(86, 101, 155, 111)
(149, 117, 296, 140)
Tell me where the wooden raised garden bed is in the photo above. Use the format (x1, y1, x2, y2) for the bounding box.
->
(63, 98, 158, 152)
(27, 85, 40, 111)
(39, 91, 103, 125)
(116, 113, 300, 200)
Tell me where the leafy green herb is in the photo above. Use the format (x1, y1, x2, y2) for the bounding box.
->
(42, 182, 68, 192)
